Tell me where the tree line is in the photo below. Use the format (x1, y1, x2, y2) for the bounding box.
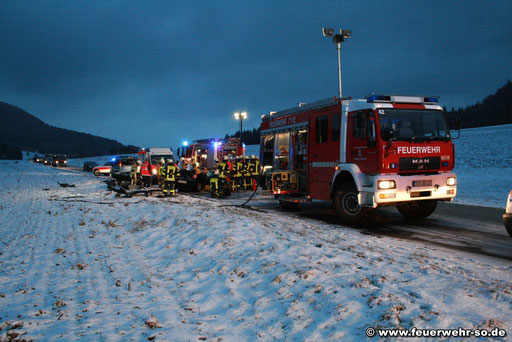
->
(0, 101, 139, 160)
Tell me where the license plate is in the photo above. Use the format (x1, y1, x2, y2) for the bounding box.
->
(178, 180, 187, 184)
(412, 180, 432, 187)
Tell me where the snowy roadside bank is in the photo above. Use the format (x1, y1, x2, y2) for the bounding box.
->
(0, 161, 511, 341)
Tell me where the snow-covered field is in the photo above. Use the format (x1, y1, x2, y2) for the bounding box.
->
(0, 161, 511, 341)
(453, 124, 512, 208)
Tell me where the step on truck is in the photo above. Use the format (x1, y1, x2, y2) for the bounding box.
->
(259, 94, 457, 224)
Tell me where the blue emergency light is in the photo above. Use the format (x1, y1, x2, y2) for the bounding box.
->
(423, 97, 439, 104)
(366, 95, 391, 103)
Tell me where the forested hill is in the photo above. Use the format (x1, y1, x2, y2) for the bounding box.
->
(445, 80, 512, 129)
(0, 101, 138, 158)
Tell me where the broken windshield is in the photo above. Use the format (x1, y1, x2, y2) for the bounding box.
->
(377, 109, 449, 141)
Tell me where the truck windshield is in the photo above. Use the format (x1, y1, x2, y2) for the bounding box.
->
(150, 155, 173, 164)
(378, 109, 449, 141)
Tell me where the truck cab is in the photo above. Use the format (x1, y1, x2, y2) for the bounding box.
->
(260, 94, 457, 224)
(177, 138, 244, 169)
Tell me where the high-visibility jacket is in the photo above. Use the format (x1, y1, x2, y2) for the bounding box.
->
(243, 161, 252, 177)
(164, 164, 179, 181)
(159, 165, 167, 179)
(130, 163, 137, 175)
(234, 161, 243, 177)
(217, 162, 228, 179)
(253, 160, 260, 176)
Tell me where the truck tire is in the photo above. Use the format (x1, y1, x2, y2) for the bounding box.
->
(334, 183, 367, 225)
(279, 199, 299, 211)
(94, 169, 100, 176)
(397, 200, 437, 220)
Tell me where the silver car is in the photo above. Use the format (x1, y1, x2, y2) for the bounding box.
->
(110, 156, 136, 183)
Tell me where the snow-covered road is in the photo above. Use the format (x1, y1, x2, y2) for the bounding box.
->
(1, 161, 511, 341)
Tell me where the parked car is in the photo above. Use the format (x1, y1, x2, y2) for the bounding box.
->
(83, 161, 99, 172)
(32, 155, 45, 163)
(504, 190, 512, 238)
(92, 161, 113, 176)
(44, 154, 52, 165)
(110, 156, 136, 184)
(52, 154, 67, 167)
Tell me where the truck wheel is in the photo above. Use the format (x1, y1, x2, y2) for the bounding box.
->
(397, 200, 437, 220)
(334, 183, 367, 225)
(94, 169, 100, 176)
(279, 200, 298, 211)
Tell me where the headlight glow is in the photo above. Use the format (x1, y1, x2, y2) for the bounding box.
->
(152, 168, 157, 175)
(446, 177, 456, 186)
(378, 180, 396, 190)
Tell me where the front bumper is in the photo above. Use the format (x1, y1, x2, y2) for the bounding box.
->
(364, 172, 456, 207)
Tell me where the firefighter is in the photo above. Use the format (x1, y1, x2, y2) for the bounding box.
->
(162, 159, 179, 196)
(130, 160, 141, 186)
(233, 156, 243, 191)
(212, 156, 231, 197)
(242, 156, 252, 190)
(209, 159, 220, 197)
(250, 155, 260, 191)
(157, 159, 165, 186)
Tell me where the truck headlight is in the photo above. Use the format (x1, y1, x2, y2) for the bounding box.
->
(378, 180, 396, 190)
(446, 177, 456, 186)
(152, 168, 157, 175)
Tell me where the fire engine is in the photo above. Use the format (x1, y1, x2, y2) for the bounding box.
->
(176, 138, 244, 168)
(137, 147, 175, 185)
(260, 94, 457, 224)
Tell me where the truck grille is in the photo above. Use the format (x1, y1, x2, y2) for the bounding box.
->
(399, 157, 440, 171)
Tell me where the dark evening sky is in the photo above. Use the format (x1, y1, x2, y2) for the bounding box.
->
(1, 1, 511, 148)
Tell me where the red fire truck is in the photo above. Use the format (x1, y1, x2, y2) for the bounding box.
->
(176, 138, 244, 169)
(137, 147, 175, 185)
(260, 94, 457, 223)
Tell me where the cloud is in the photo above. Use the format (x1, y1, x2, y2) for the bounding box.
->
(0, 0, 511, 147)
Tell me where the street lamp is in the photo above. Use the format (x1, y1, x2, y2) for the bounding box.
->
(322, 28, 351, 99)
(234, 111, 247, 146)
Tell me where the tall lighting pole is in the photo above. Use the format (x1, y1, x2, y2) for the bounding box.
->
(234, 111, 247, 146)
(322, 28, 351, 99)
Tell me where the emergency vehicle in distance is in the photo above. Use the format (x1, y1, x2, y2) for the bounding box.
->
(260, 94, 457, 224)
(176, 138, 244, 168)
(137, 147, 175, 186)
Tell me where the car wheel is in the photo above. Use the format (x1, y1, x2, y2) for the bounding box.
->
(397, 200, 437, 220)
(94, 169, 100, 176)
(334, 182, 368, 225)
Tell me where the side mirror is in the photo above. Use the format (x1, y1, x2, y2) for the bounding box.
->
(381, 126, 395, 140)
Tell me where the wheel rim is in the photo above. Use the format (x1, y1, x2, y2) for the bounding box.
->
(342, 193, 361, 215)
